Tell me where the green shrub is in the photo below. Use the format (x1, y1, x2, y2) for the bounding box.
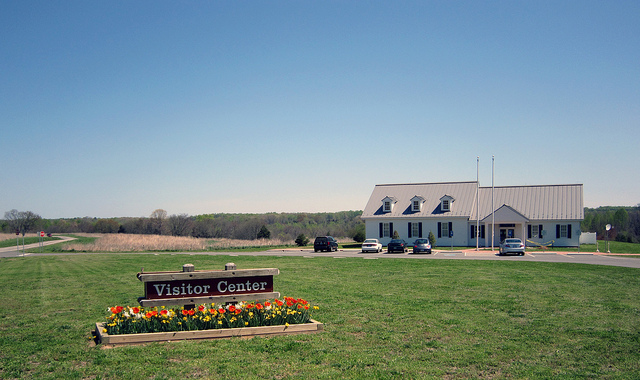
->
(428, 231, 436, 247)
(257, 225, 271, 239)
(295, 234, 309, 246)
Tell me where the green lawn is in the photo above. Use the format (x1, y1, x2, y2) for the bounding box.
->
(1, 254, 639, 379)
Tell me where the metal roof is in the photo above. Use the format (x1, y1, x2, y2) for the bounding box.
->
(361, 182, 478, 219)
(362, 182, 583, 221)
(474, 184, 584, 220)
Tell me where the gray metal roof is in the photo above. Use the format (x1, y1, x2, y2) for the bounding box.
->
(474, 184, 584, 220)
(361, 182, 479, 219)
(362, 182, 583, 221)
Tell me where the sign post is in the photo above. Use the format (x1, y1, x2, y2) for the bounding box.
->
(449, 230, 454, 251)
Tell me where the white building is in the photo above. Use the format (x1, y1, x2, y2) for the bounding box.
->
(361, 181, 584, 248)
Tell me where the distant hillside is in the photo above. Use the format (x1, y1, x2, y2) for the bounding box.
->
(582, 206, 640, 243)
(26, 211, 365, 242)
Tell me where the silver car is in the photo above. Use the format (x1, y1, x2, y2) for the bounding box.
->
(499, 238, 525, 256)
(411, 239, 432, 254)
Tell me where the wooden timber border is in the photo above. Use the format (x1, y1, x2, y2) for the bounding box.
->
(95, 320, 324, 346)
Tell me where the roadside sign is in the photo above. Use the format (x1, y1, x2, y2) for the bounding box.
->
(40, 231, 45, 237)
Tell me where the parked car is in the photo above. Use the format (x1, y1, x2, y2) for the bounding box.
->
(499, 238, 525, 256)
(386, 239, 408, 253)
(314, 236, 338, 252)
(361, 239, 383, 253)
(411, 239, 432, 254)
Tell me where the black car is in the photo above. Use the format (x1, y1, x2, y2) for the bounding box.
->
(314, 236, 338, 252)
(386, 239, 408, 253)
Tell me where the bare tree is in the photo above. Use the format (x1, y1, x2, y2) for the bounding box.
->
(4, 209, 42, 252)
(150, 209, 167, 235)
(166, 214, 193, 236)
(4, 209, 41, 236)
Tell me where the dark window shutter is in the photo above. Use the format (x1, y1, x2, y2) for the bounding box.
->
(470, 225, 474, 239)
(528, 225, 532, 239)
(556, 224, 560, 239)
(438, 222, 442, 238)
(390, 223, 393, 237)
(408, 222, 412, 238)
(419, 222, 423, 238)
(448, 222, 453, 236)
(539, 225, 543, 238)
(379, 223, 383, 238)
(481, 225, 485, 239)
(567, 224, 572, 239)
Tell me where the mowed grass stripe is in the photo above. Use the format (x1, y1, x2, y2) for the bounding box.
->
(0, 254, 639, 379)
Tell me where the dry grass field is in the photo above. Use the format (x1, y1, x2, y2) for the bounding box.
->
(60, 233, 295, 252)
(0, 232, 40, 240)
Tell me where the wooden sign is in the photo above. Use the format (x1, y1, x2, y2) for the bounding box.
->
(137, 263, 280, 307)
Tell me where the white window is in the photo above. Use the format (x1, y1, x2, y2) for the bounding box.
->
(442, 199, 450, 211)
(532, 225, 539, 238)
(410, 196, 425, 212)
(560, 225, 568, 238)
(412, 223, 420, 237)
(382, 196, 397, 213)
(441, 222, 449, 237)
(383, 223, 390, 238)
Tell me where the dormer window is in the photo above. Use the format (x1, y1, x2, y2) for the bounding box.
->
(382, 196, 397, 213)
(440, 195, 454, 212)
(410, 195, 426, 212)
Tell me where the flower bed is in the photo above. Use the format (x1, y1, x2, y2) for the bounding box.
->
(95, 297, 322, 345)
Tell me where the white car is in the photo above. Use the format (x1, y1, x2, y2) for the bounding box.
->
(361, 239, 383, 253)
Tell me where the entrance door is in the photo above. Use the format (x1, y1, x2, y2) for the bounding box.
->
(500, 228, 515, 242)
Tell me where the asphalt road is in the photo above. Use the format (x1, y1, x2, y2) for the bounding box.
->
(2, 240, 639, 269)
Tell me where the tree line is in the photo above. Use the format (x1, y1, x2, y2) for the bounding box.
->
(4, 206, 639, 244)
(1, 209, 366, 242)
(581, 205, 640, 243)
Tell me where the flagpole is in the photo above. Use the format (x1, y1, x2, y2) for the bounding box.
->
(491, 155, 495, 252)
(476, 156, 479, 251)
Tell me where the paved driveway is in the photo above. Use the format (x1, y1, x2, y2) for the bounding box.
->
(0, 235, 76, 258)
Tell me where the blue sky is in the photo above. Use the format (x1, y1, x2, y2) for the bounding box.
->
(1, 1, 638, 218)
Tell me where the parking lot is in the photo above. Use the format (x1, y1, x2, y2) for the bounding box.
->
(251, 247, 640, 268)
(3, 242, 640, 269)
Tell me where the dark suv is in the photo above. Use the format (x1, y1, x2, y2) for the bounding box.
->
(314, 236, 338, 252)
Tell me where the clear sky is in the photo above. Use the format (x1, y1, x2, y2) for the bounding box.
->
(1, 1, 638, 218)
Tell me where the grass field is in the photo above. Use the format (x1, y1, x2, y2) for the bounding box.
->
(21, 233, 297, 253)
(1, 253, 639, 379)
